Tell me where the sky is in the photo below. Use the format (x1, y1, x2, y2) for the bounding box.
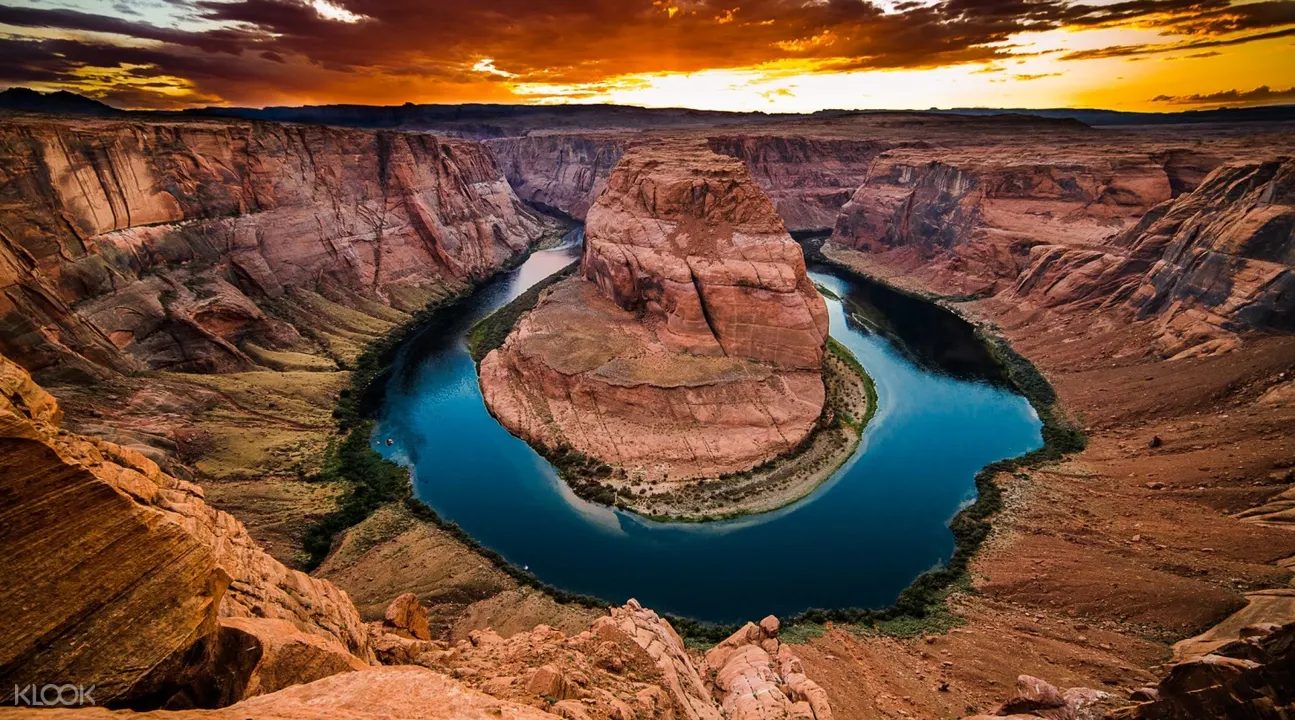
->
(1, 0, 1293, 112)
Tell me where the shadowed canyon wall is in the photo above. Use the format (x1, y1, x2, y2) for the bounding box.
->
(487, 133, 889, 232)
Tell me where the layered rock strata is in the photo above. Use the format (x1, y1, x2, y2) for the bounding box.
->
(707, 135, 891, 232)
(0, 117, 548, 379)
(480, 142, 829, 485)
(488, 132, 888, 232)
(829, 150, 1293, 356)
(488, 134, 628, 220)
(1012, 159, 1295, 357)
(1, 348, 836, 716)
(0, 352, 374, 707)
(830, 152, 1180, 296)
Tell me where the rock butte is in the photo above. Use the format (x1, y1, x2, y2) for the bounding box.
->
(481, 142, 830, 483)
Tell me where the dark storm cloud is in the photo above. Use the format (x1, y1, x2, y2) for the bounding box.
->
(1151, 84, 1295, 105)
(1, 0, 1292, 107)
(1061, 25, 1295, 59)
(0, 5, 259, 53)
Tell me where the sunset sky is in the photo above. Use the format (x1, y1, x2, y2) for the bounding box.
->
(1, 0, 1293, 112)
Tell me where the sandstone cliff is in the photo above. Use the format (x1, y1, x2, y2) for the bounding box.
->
(481, 142, 830, 487)
(707, 135, 890, 232)
(0, 352, 374, 707)
(1013, 158, 1295, 357)
(829, 151, 1180, 296)
(0, 117, 548, 379)
(488, 134, 628, 220)
(487, 132, 887, 233)
(827, 148, 1294, 355)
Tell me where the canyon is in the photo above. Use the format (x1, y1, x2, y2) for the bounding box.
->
(0, 100, 1292, 720)
(486, 115, 1290, 362)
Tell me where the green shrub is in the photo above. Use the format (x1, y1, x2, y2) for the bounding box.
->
(468, 262, 577, 363)
(302, 420, 412, 568)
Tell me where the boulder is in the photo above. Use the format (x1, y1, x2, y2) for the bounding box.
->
(994, 675, 1069, 719)
(704, 615, 833, 720)
(217, 618, 369, 700)
(1157, 654, 1260, 695)
(383, 592, 432, 641)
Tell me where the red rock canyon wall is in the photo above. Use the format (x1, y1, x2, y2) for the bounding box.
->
(0, 117, 547, 379)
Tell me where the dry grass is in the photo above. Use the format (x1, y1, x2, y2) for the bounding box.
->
(192, 426, 327, 479)
(243, 342, 338, 372)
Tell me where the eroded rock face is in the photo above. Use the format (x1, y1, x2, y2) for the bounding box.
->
(703, 616, 833, 720)
(1106, 622, 1295, 719)
(481, 142, 829, 481)
(1119, 160, 1294, 354)
(582, 143, 829, 369)
(372, 599, 833, 720)
(829, 146, 1293, 356)
(0, 352, 373, 707)
(708, 135, 890, 232)
(831, 153, 1178, 297)
(0, 117, 547, 378)
(488, 134, 628, 219)
(1008, 159, 1295, 357)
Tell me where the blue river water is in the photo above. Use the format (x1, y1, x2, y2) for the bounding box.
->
(373, 229, 1042, 623)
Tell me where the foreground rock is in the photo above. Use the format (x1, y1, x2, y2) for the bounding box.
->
(1108, 621, 1295, 719)
(704, 615, 834, 719)
(0, 350, 834, 715)
(961, 674, 1111, 720)
(393, 599, 833, 720)
(481, 141, 830, 497)
(0, 352, 374, 707)
(6, 666, 558, 719)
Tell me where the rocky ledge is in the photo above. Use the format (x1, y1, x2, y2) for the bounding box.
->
(480, 142, 862, 518)
(0, 346, 837, 718)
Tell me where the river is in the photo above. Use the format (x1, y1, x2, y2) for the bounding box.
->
(373, 228, 1042, 623)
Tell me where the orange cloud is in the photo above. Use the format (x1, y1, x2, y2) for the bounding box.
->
(0, 0, 1290, 109)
